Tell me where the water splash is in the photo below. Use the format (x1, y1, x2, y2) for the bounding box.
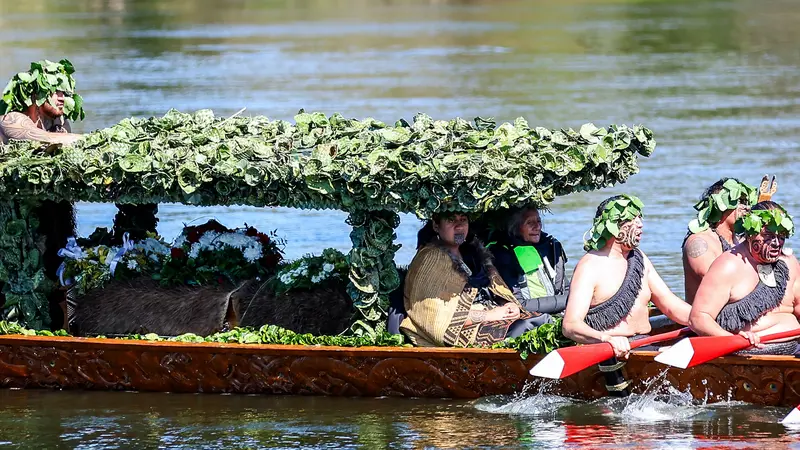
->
(473, 379, 576, 416)
(596, 370, 703, 423)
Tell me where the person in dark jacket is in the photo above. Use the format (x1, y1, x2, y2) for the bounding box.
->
(488, 207, 569, 314)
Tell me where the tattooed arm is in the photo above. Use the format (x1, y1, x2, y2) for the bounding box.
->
(0, 112, 82, 145)
(683, 234, 719, 278)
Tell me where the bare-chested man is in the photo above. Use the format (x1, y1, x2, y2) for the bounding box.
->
(562, 195, 691, 359)
(0, 59, 84, 145)
(689, 201, 800, 353)
(682, 178, 756, 303)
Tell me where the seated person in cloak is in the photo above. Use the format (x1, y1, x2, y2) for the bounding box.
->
(400, 212, 551, 347)
(688, 201, 800, 354)
(682, 178, 757, 303)
(488, 206, 569, 315)
(561, 195, 691, 359)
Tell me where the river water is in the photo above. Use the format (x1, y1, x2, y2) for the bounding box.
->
(2, 0, 800, 447)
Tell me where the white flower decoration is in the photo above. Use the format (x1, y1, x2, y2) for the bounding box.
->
(242, 246, 261, 263)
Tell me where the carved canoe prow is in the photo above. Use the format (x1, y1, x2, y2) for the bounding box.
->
(1, 334, 800, 406)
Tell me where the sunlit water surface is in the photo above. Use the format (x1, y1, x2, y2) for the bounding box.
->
(3, 385, 800, 449)
(2, 0, 800, 447)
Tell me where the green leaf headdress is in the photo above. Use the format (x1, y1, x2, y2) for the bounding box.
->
(0, 59, 85, 121)
(688, 178, 756, 234)
(735, 208, 795, 238)
(584, 194, 644, 251)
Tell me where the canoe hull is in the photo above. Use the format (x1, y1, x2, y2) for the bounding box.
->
(1, 335, 799, 406)
(0, 336, 530, 398)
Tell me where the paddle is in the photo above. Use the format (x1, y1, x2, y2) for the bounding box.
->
(654, 327, 800, 369)
(529, 327, 691, 379)
(782, 404, 800, 424)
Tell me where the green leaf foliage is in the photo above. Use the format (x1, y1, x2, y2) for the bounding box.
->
(0, 318, 583, 361)
(583, 194, 644, 251)
(0, 200, 53, 330)
(0, 110, 654, 216)
(346, 211, 401, 334)
(0, 59, 85, 121)
(491, 317, 573, 359)
(688, 178, 757, 234)
(0, 320, 67, 336)
(0, 320, 406, 347)
(735, 208, 795, 237)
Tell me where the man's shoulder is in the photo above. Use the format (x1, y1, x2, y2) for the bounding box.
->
(574, 251, 606, 271)
(683, 230, 719, 248)
(779, 252, 798, 270)
(0, 111, 33, 124)
(683, 231, 721, 259)
(708, 250, 746, 276)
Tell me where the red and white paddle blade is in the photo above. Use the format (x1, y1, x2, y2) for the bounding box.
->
(529, 350, 565, 379)
(530, 344, 615, 379)
(782, 406, 800, 424)
(654, 337, 695, 369)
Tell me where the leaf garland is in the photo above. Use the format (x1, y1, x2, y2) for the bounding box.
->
(0, 200, 53, 329)
(688, 178, 757, 234)
(0, 320, 68, 337)
(583, 194, 644, 251)
(0, 319, 573, 358)
(346, 210, 401, 336)
(0, 109, 654, 216)
(735, 208, 795, 237)
(0, 320, 406, 346)
(0, 59, 85, 121)
(491, 317, 573, 359)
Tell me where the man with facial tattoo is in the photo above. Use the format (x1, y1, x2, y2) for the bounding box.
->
(562, 195, 691, 358)
(688, 201, 800, 354)
(561, 195, 691, 396)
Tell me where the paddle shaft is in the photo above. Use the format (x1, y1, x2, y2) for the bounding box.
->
(630, 327, 691, 349)
(761, 327, 800, 344)
(722, 327, 800, 352)
(656, 326, 800, 369)
(530, 326, 692, 380)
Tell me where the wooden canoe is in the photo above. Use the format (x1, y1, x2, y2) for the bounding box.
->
(1, 334, 799, 406)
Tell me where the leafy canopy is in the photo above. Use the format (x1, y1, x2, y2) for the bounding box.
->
(0, 109, 656, 217)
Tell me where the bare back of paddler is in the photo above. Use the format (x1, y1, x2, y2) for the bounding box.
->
(562, 195, 691, 359)
(682, 178, 756, 303)
(689, 201, 800, 352)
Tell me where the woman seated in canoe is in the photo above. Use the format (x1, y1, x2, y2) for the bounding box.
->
(488, 206, 568, 316)
(400, 212, 551, 347)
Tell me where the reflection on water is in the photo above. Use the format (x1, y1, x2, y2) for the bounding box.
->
(2, 389, 800, 449)
(2, 0, 800, 447)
